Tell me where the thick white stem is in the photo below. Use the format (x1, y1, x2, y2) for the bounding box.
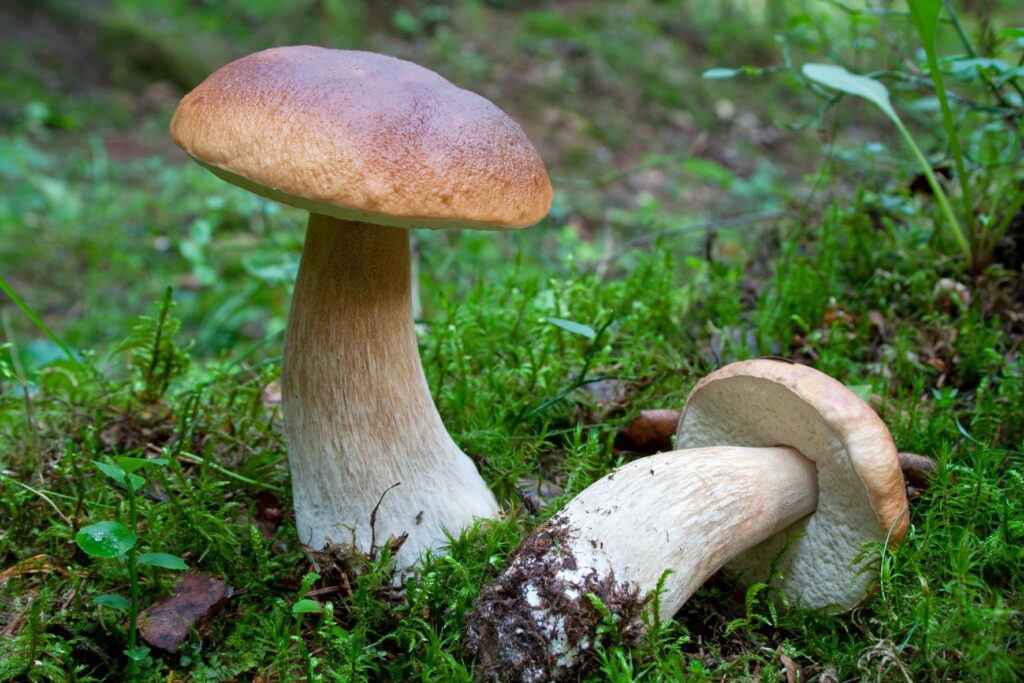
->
(562, 446, 818, 619)
(282, 214, 499, 567)
(465, 446, 818, 682)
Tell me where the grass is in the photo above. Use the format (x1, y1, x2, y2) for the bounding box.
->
(2, 191, 1021, 680)
(2, 0, 1023, 681)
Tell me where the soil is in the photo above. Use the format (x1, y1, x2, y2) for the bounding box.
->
(464, 515, 648, 683)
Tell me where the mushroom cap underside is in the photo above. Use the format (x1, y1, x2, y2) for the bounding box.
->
(675, 359, 909, 609)
(171, 46, 553, 230)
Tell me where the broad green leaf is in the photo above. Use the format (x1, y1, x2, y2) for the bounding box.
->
(137, 552, 188, 570)
(94, 461, 127, 485)
(292, 599, 323, 614)
(802, 63, 898, 122)
(545, 317, 596, 340)
(116, 456, 169, 473)
(76, 521, 136, 558)
(702, 68, 739, 80)
(945, 57, 1012, 78)
(125, 645, 150, 661)
(93, 593, 131, 610)
(95, 461, 147, 490)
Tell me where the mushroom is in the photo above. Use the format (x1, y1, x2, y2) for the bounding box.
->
(170, 47, 552, 568)
(464, 359, 909, 682)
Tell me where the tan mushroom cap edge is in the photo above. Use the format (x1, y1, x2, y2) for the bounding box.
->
(170, 46, 553, 231)
(675, 359, 910, 609)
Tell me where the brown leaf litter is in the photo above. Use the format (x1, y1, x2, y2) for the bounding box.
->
(613, 408, 682, 454)
(138, 572, 234, 652)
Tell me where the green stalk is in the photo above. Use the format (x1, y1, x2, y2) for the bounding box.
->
(126, 479, 140, 674)
(891, 117, 970, 258)
(982, 185, 1024, 263)
(907, 0, 975, 255)
(0, 272, 85, 371)
(176, 451, 285, 492)
(916, 15, 974, 248)
(0, 472, 72, 525)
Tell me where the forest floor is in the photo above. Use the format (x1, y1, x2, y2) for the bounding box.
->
(1, 1, 1022, 681)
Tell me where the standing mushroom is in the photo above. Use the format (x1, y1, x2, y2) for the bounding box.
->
(170, 47, 552, 567)
(464, 359, 909, 682)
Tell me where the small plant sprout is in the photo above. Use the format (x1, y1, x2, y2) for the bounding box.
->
(76, 456, 188, 668)
(704, 0, 1023, 273)
(800, 63, 970, 261)
(799, 0, 1024, 272)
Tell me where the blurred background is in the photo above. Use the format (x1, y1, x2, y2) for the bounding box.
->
(1, 0, 1021, 363)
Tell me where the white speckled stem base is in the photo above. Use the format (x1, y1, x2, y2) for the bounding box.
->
(465, 447, 818, 682)
(282, 214, 499, 567)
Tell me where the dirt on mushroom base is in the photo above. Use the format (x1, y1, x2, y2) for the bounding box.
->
(464, 515, 648, 683)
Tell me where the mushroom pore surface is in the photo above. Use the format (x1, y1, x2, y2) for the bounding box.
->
(676, 361, 909, 609)
(465, 360, 909, 681)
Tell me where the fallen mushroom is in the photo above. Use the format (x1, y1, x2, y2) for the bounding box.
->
(464, 359, 909, 682)
(170, 47, 552, 567)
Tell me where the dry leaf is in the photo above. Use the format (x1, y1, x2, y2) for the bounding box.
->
(0, 554, 71, 588)
(139, 572, 233, 652)
(614, 409, 681, 453)
(779, 651, 799, 683)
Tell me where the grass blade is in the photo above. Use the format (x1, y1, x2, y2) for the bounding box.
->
(0, 272, 85, 371)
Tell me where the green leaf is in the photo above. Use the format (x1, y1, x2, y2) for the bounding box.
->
(116, 456, 169, 474)
(945, 57, 1012, 78)
(292, 599, 323, 614)
(137, 552, 188, 570)
(702, 68, 739, 80)
(679, 158, 738, 186)
(96, 461, 147, 490)
(0, 272, 86, 371)
(803, 61, 970, 259)
(76, 521, 137, 558)
(93, 593, 131, 610)
(125, 645, 150, 661)
(94, 461, 128, 485)
(801, 63, 898, 122)
(907, 0, 941, 55)
(545, 317, 596, 340)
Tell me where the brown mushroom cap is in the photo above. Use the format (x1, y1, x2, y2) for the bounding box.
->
(675, 359, 909, 609)
(170, 46, 553, 230)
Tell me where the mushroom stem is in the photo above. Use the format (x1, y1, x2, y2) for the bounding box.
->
(465, 446, 818, 682)
(283, 213, 499, 565)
